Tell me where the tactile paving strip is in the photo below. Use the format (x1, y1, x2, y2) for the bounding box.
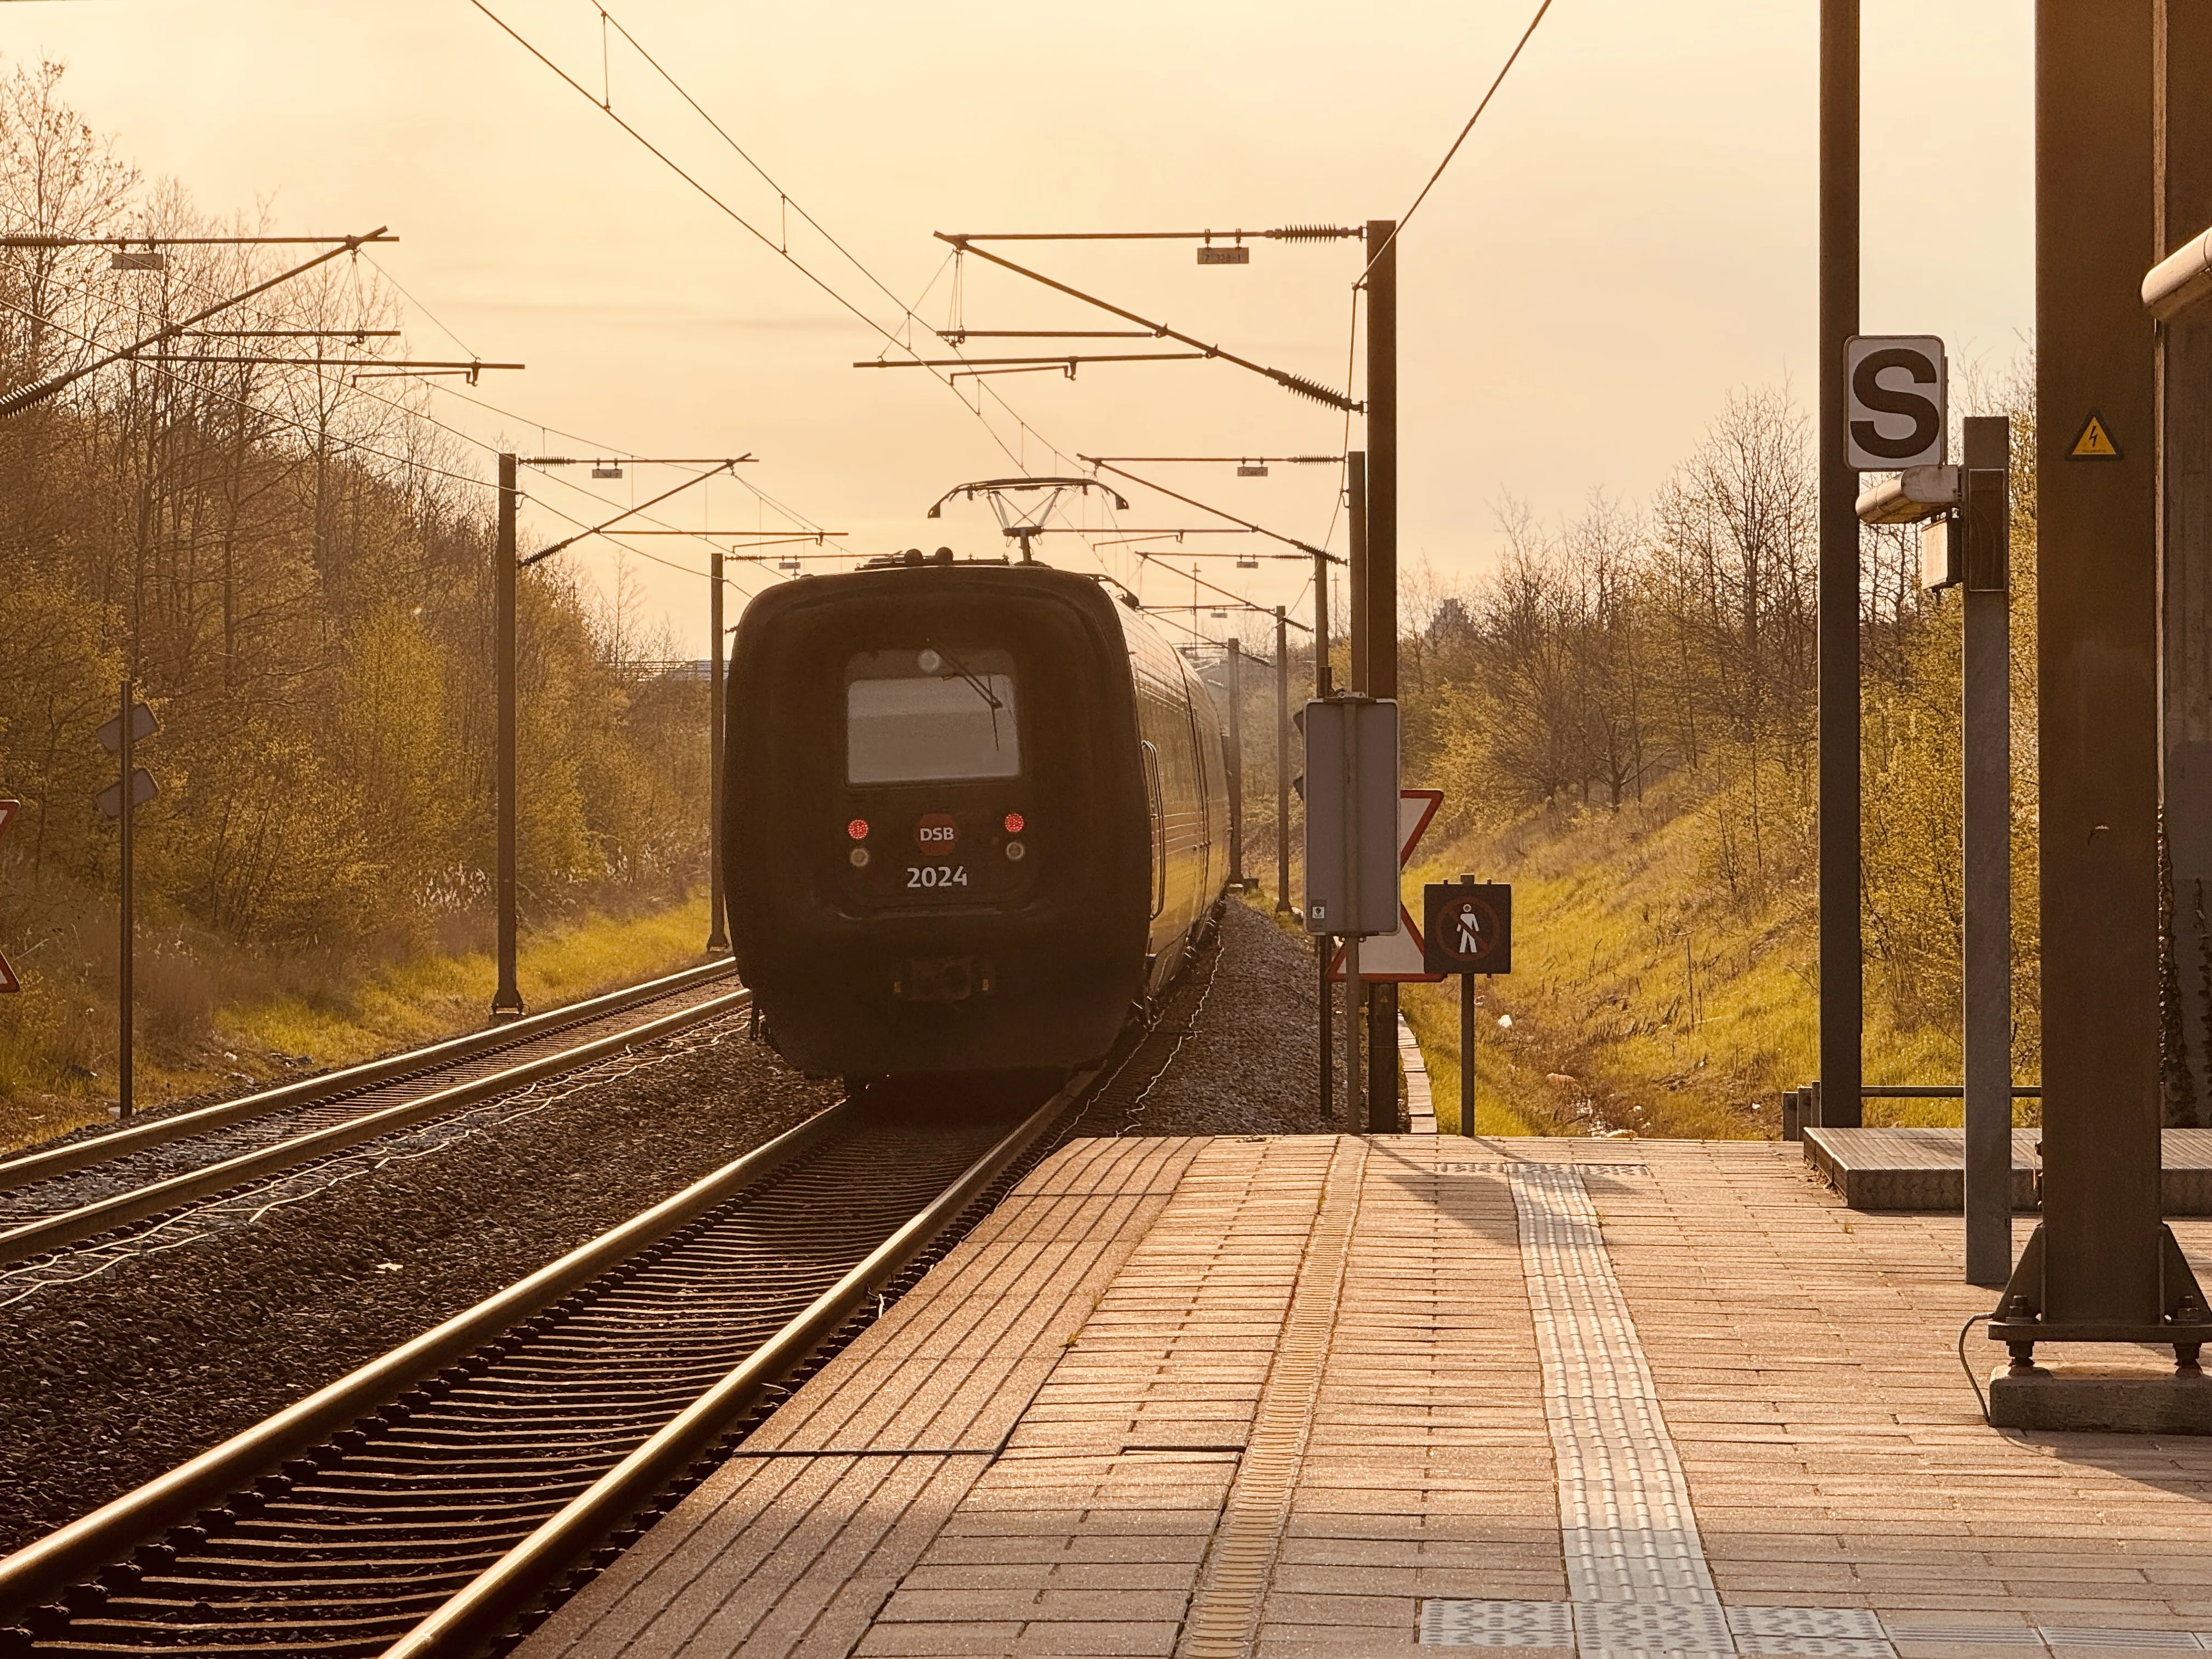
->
(1510, 1163, 1717, 1614)
(1424, 1165, 2208, 1657)
(1421, 1601, 2212, 1653)
(1177, 1137, 1368, 1659)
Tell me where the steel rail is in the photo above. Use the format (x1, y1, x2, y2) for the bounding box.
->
(0, 1097, 855, 1624)
(0, 986, 751, 1268)
(381, 1069, 1094, 1658)
(0, 960, 737, 1194)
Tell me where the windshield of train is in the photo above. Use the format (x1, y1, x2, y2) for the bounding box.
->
(844, 647, 1021, 784)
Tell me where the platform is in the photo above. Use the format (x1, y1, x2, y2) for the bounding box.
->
(521, 1135, 2212, 1659)
(1805, 1126, 2212, 1214)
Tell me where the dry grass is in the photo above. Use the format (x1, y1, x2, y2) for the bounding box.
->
(1392, 774, 1993, 1142)
(1, 895, 715, 1154)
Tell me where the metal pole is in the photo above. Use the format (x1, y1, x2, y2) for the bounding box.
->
(1962, 416, 2013, 1288)
(2024, 0, 2165, 1331)
(2158, 0, 2212, 1124)
(1226, 639, 1244, 889)
(1818, 0, 1864, 1127)
(1276, 606, 1291, 913)
(117, 678, 133, 1120)
(492, 454, 523, 1020)
(1340, 696, 1363, 1134)
(1347, 451, 1368, 696)
(1314, 541, 1333, 698)
(707, 550, 730, 953)
(1343, 453, 1370, 1112)
(1313, 547, 1333, 1124)
(1343, 936, 1362, 1133)
(1318, 937, 1334, 1124)
(1460, 976, 1475, 1138)
(1365, 219, 1401, 1137)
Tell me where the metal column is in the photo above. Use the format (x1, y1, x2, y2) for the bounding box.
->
(1226, 639, 1244, 889)
(707, 550, 730, 953)
(1962, 416, 2013, 1288)
(1346, 453, 1367, 694)
(492, 453, 523, 1020)
(1276, 605, 1291, 913)
(116, 679, 134, 1119)
(1365, 220, 1400, 1136)
(1817, 0, 1864, 1127)
(1316, 487, 1336, 1127)
(1996, 0, 2194, 1347)
(2158, 0, 2212, 1125)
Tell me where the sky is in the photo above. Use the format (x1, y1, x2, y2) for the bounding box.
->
(1, 1, 2035, 657)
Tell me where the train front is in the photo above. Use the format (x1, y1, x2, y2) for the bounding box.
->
(723, 560, 1150, 1079)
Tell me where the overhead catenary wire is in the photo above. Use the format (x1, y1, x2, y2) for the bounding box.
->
(466, 2, 1340, 628)
(465, 0, 1085, 483)
(1356, 0, 1555, 286)
(464, 1, 1359, 637)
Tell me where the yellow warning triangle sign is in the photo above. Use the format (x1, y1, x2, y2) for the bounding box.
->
(2069, 410, 2121, 460)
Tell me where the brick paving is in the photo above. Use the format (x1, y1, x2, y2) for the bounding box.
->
(518, 1136, 2212, 1659)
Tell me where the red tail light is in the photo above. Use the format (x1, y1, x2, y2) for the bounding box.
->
(847, 818, 869, 840)
(1003, 812, 1025, 833)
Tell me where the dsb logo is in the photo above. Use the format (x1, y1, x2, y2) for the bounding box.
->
(915, 812, 959, 851)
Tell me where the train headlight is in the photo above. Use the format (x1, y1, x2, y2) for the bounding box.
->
(1005, 841, 1026, 862)
(849, 847, 871, 868)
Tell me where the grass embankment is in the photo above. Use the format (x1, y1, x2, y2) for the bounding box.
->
(1383, 778, 1970, 1140)
(1, 896, 715, 1155)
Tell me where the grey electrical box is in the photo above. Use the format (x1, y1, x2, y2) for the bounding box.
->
(1301, 696, 1400, 937)
(1920, 513, 1962, 591)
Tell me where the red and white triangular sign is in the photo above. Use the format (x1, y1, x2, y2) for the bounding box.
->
(1398, 788, 1442, 866)
(1328, 905, 1440, 981)
(1327, 788, 1448, 983)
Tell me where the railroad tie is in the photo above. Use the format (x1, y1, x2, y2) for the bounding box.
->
(1176, 1134, 1367, 1659)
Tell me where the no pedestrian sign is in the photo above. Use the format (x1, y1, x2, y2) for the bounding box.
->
(1423, 882, 1512, 975)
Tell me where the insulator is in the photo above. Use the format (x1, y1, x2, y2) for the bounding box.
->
(1271, 223, 1352, 243)
(1268, 369, 1359, 413)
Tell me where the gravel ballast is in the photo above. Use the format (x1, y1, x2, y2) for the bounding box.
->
(0, 896, 1328, 1557)
(1069, 896, 1337, 1138)
(0, 1018, 840, 1555)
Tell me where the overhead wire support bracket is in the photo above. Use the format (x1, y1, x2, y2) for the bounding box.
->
(0, 232, 400, 249)
(934, 329, 1161, 343)
(517, 457, 754, 568)
(856, 352, 1207, 381)
(933, 232, 1362, 414)
(521, 457, 759, 468)
(940, 227, 1361, 244)
(1085, 454, 1344, 465)
(1080, 455, 1342, 565)
(0, 225, 392, 419)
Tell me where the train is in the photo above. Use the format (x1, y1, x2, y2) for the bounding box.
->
(722, 549, 1229, 1080)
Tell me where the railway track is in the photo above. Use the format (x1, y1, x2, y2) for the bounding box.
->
(0, 963, 746, 1272)
(0, 1072, 1088, 1657)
